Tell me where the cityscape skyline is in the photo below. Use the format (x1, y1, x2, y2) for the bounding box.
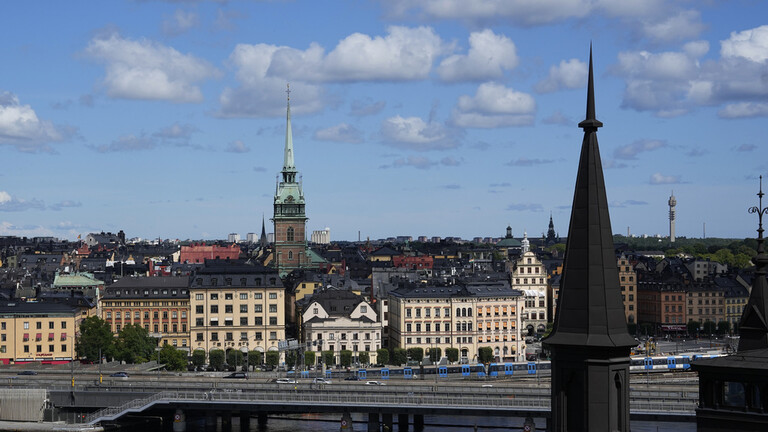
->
(1, 1, 766, 242)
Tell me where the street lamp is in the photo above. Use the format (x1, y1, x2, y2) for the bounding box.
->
(67, 335, 75, 388)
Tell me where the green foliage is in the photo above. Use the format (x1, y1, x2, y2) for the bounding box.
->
(192, 349, 206, 367)
(227, 349, 244, 367)
(392, 348, 407, 366)
(285, 351, 297, 368)
(428, 347, 442, 362)
(376, 348, 389, 365)
(304, 351, 316, 367)
(266, 351, 279, 367)
(114, 324, 155, 364)
(247, 350, 263, 367)
(157, 344, 187, 371)
(322, 350, 335, 366)
(687, 320, 701, 336)
(445, 347, 459, 363)
(702, 320, 717, 335)
(547, 243, 566, 255)
(209, 349, 225, 371)
(340, 350, 352, 367)
(358, 351, 370, 366)
(717, 321, 731, 335)
(406, 347, 423, 363)
(478, 346, 494, 364)
(76, 316, 115, 362)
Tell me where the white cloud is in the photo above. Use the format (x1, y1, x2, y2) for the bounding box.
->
(350, 99, 386, 117)
(225, 140, 249, 153)
(85, 32, 218, 103)
(0, 221, 54, 237)
(0, 191, 45, 212)
(650, 173, 681, 185)
(721, 25, 768, 63)
(640, 10, 706, 43)
(384, 0, 591, 26)
(314, 123, 364, 144)
(718, 102, 768, 118)
(0, 191, 10, 204)
(451, 82, 535, 128)
(534, 58, 587, 93)
(613, 139, 667, 160)
(380, 115, 460, 151)
(92, 134, 156, 153)
(162, 9, 199, 36)
(0, 91, 72, 152)
(153, 123, 198, 140)
(437, 29, 518, 82)
(268, 26, 445, 82)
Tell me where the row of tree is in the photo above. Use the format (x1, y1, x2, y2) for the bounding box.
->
(76, 316, 188, 371)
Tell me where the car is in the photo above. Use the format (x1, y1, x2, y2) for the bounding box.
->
(312, 377, 332, 384)
(276, 378, 297, 384)
(224, 372, 248, 379)
(343, 376, 360, 381)
(109, 372, 129, 378)
(17, 371, 37, 375)
(365, 381, 385, 386)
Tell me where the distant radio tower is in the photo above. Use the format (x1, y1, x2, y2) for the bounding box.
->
(668, 191, 677, 242)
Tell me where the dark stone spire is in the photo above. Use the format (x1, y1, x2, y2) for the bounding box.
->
(738, 175, 768, 351)
(259, 214, 268, 248)
(543, 47, 634, 432)
(545, 46, 634, 349)
(546, 212, 557, 244)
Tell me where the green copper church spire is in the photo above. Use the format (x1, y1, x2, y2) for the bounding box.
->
(282, 83, 297, 182)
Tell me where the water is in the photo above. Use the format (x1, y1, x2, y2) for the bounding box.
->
(181, 413, 696, 432)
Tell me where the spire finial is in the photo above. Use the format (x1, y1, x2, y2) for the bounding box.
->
(750, 175, 767, 245)
(286, 83, 290, 102)
(578, 44, 603, 131)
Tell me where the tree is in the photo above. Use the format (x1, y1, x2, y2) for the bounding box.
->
(322, 350, 335, 366)
(358, 351, 370, 366)
(445, 348, 459, 363)
(248, 350, 263, 368)
(76, 316, 115, 362)
(340, 350, 352, 367)
(717, 321, 731, 335)
(209, 349, 225, 371)
(114, 324, 155, 364)
(392, 348, 407, 366)
(687, 320, 701, 337)
(285, 351, 297, 369)
(157, 344, 186, 371)
(304, 351, 316, 367)
(192, 349, 206, 368)
(407, 347, 423, 363)
(227, 350, 244, 368)
(702, 320, 717, 335)
(376, 348, 389, 365)
(266, 351, 279, 368)
(478, 347, 494, 364)
(428, 347, 442, 363)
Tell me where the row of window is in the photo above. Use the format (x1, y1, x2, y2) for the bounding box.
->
(104, 301, 185, 307)
(314, 332, 377, 341)
(195, 292, 279, 301)
(112, 289, 187, 297)
(319, 344, 375, 353)
(514, 278, 546, 285)
(405, 336, 473, 345)
(106, 310, 186, 319)
(18, 344, 68, 354)
(196, 331, 278, 341)
(689, 308, 725, 315)
(111, 323, 187, 334)
(196, 304, 278, 314)
(516, 266, 541, 274)
(195, 317, 278, 326)
(194, 277, 279, 287)
(1, 321, 68, 330)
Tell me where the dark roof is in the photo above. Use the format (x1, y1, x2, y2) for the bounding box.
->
(0, 300, 79, 315)
(104, 277, 190, 299)
(305, 289, 366, 317)
(544, 50, 635, 349)
(693, 348, 768, 372)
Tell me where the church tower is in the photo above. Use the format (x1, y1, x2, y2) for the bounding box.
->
(543, 48, 635, 432)
(272, 85, 308, 276)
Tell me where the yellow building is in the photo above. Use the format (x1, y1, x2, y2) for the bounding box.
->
(101, 277, 191, 351)
(189, 262, 286, 361)
(618, 255, 638, 324)
(388, 281, 525, 363)
(0, 302, 80, 365)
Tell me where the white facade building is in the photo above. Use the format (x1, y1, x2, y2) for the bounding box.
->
(510, 250, 548, 336)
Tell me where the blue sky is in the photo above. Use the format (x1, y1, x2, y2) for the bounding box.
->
(1, 0, 767, 242)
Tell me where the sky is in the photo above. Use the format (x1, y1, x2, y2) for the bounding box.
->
(1, 1, 767, 243)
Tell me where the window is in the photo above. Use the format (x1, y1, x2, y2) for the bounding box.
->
(254, 317, 263, 325)
(287, 226, 294, 241)
(225, 332, 233, 341)
(361, 305, 367, 313)
(269, 293, 278, 299)
(240, 317, 248, 325)
(225, 305, 233, 313)
(36, 322, 42, 329)
(255, 305, 262, 313)
(269, 304, 277, 313)
(240, 293, 248, 300)
(406, 324, 412, 332)
(240, 305, 248, 313)
(254, 293, 263, 299)
(163, 311, 168, 319)
(416, 309, 421, 318)
(195, 294, 203, 300)
(210, 293, 218, 300)
(49, 322, 54, 329)
(240, 332, 248, 341)
(61, 321, 66, 329)
(255, 332, 263, 340)
(269, 331, 277, 340)
(144, 312, 150, 319)
(406, 309, 412, 318)
(269, 317, 277, 325)
(225, 293, 233, 300)
(211, 332, 219, 341)
(210, 305, 218, 313)
(196, 318, 203, 326)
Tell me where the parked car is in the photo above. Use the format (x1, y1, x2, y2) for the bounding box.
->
(365, 381, 385, 386)
(276, 378, 296, 384)
(224, 372, 248, 379)
(313, 377, 332, 384)
(109, 372, 129, 378)
(343, 376, 360, 381)
(17, 371, 37, 375)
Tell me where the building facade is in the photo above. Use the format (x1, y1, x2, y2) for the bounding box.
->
(101, 277, 191, 351)
(189, 262, 286, 361)
(618, 255, 637, 324)
(0, 302, 80, 365)
(510, 251, 548, 336)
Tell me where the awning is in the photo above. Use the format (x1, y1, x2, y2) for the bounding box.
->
(35, 333, 42, 341)
(23, 333, 29, 341)
(61, 333, 67, 341)
(48, 333, 54, 340)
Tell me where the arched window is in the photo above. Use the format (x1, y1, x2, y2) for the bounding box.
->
(288, 251, 293, 260)
(461, 322, 467, 331)
(286, 226, 295, 242)
(467, 308, 472, 317)
(456, 308, 461, 317)
(456, 323, 461, 331)
(468, 323, 472, 331)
